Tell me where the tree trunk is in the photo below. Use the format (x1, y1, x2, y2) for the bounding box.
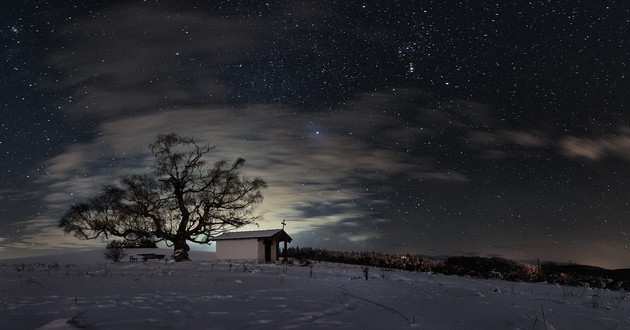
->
(172, 237, 190, 262)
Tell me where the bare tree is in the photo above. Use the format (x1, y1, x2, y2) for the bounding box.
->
(59, 133, 267, 261)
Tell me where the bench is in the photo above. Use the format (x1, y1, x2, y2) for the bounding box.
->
(137, 253, 166, 262)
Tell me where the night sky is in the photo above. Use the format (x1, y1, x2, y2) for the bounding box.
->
(2, 1, 630, 268)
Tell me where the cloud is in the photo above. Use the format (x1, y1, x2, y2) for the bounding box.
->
(45, 148, 88, 175)
(0, 217, 103, 255)
(468, 129, 547, 160)
(347, 231, 382, 243)
(18, 108, 379, 228)
(558, 129, 630, 161)
(24, 79, 509, 251)
(47, 4, 268, 118)
(498, 130, 546, 147)
(30, 87, 490, 246)
(559, 136, 607, 160)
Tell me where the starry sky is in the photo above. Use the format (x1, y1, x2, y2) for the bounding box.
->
(2, 1, 630, 268)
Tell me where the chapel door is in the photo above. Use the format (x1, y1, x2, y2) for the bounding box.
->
(264, 239, 272, 262)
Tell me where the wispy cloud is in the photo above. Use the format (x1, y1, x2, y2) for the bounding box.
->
(0, 217, 103, 255)
(468, 129, 548, 159)
(24, 84, 500, 250)
(558, 128, 630, 161)
(47, 4, 267, 118)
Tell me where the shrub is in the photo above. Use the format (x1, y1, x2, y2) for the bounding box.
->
(104, 245, 127, 262)
(106, 238, 157, 249)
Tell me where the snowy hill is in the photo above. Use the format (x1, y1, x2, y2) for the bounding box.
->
(0, 250, 628, 329)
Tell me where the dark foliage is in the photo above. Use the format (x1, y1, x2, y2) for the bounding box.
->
(287, 246, 630, 291)
(541, 262, 630, 290)
(443, 256, 542, 282)
(104, 246, 126, 262)
(286, 246, 444, 273)
(106, 238, 157, 249)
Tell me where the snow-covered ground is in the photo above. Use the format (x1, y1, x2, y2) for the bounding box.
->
(1, 249, 628, 329)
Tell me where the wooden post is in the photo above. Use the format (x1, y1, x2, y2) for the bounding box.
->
(281, 220, 288, 262)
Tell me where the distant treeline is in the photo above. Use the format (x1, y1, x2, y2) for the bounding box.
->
(286, 246, 630, 291)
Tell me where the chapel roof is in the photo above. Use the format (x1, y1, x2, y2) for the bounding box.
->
(212, 229, 292, 242)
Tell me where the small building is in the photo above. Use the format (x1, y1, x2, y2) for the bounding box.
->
(212, 229, 292, 263)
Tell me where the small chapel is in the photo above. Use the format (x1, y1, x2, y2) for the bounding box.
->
(212, 226, 292, 263)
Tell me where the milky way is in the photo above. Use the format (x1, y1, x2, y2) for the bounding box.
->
(2, 1, 630, 268)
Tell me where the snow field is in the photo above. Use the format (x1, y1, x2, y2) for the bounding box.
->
(0, 250, 629, 329)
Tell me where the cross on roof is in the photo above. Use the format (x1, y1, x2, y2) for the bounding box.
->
(281, 219, 286, 229)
